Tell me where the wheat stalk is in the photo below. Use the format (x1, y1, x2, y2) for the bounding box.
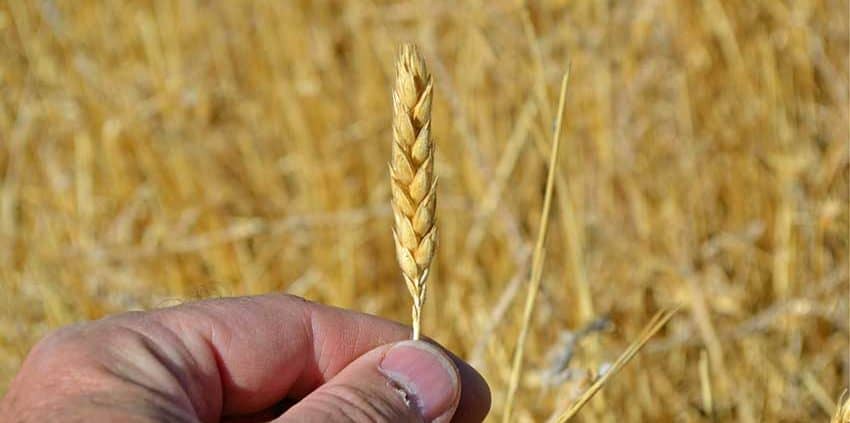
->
(390, 43, 436, 341)
(502, 69, 570, 422)
(551, 306, 680, 422)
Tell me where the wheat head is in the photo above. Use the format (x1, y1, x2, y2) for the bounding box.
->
(390, 43, 436, 341)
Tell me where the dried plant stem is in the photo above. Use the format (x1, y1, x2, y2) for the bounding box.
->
(503, 69, 571, 423)
(832, 392, 850, 423)
(390, 43, 436, 341)
(552, 307, 680, 422)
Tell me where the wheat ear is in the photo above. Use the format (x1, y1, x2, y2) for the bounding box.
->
(391, 43, 436, 341)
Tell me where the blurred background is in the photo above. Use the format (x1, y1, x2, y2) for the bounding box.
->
(0, 1, 847, 421)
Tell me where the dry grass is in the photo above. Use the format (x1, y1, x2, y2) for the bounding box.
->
(0, 1, 848, 421)
(391, 43, 436, 341)
(834, 392, 850, 423)
(552, 306, 680, 422)
(504, 69, 571, 422)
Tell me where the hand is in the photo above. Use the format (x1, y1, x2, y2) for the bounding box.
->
(0, 294, 490, 422)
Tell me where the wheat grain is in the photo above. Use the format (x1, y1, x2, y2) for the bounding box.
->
(390, 43, 436, 341)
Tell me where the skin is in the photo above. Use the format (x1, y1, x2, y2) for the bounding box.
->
(0, 294, 490, 422)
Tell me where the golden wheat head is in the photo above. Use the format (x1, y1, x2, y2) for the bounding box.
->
(390, 43, 436, 341)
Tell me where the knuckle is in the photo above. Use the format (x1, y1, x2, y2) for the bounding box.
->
(27, 311, 150, 366)
(29, 323, 85, 358)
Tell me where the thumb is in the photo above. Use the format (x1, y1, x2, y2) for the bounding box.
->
(278, 340, 461, 423)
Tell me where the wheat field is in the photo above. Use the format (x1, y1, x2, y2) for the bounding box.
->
(1, 1, 848, 421)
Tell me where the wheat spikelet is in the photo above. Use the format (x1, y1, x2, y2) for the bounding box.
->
(390, 43, 436, 341)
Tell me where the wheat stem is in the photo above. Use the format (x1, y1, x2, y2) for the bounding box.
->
(503, 68, 571, 422)
(552, 306, 680, 422)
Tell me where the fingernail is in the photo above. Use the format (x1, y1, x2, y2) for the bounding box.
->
(379, 340, 460, 421)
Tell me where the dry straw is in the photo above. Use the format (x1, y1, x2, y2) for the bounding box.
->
(501, 69, 678, 422)
(551, 306, 680, 422)
(390, 43, 436, 341)
(502, 69, 571, 422)
(833, 393, 850, 423)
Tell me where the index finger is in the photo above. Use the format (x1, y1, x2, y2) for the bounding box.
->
(145, 294, 489, 420)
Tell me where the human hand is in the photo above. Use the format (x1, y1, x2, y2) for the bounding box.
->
(0, 294, 490, 422)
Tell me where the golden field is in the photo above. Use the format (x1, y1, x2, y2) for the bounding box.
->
(0, 1, 848, 421)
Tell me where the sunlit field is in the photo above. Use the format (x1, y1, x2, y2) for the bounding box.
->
(1, 1, 848, 421)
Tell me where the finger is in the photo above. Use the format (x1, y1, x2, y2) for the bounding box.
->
(277, 341, 459, 423)
(137, 294, 489, 419)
